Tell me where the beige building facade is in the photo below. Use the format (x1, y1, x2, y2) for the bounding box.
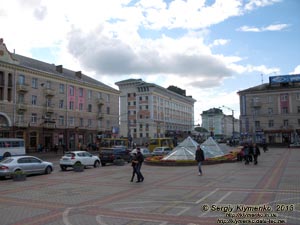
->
(238, 74, 300, 145)
(115, 79, 196, 143)
(0, 39, 119, 152)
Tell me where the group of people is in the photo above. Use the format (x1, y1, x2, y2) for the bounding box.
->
(237, 143, 261, 165)
(130, 148, 144, 183)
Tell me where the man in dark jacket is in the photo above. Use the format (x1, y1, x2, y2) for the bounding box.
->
(195, 145, 205, 176)
(136, 148, 144, 182)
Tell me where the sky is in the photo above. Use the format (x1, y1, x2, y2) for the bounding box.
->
(1, 0, 300, 125)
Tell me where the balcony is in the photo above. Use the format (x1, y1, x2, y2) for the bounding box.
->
(43, 88, 55, 97)
(251, 101, 262, 108)
(45, 104, 54, 114)
(97, 112, 104, 119)
(96, 98, 105, 105)
(15, 121, 28, 128)
(43, 122, 56, 129)
(17, 103, 27, 112)
(16, 83, 29, 93)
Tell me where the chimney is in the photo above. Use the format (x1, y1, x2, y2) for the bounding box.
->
(75, 71, 82, 79)
(56, 65, 63, 73)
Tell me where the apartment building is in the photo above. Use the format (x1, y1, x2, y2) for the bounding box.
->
(238, 74, 300, 145)
(0, 39, 120, 152)
(201, 108, 240, 140)
(115, 79, 196, 142)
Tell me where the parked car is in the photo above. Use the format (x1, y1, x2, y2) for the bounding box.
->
(99, 146, 132, 166)
(0, 155, 53, 178)
(152, 147, 172, 156)
(130, 148, 152, 158)
(59, 151, 101, 171)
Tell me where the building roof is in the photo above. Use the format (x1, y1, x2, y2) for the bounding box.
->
(116, 78, 196, 102)
(238, 74, 300, 94)
(12, 54, 119, 93)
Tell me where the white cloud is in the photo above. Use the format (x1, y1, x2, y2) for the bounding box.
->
(289, 65, 300, 74)
(237, 23, 289, 32)
(244, 0, 282, 11)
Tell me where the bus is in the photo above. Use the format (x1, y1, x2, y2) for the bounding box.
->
(149, 138, 174, 151)
(99, 138, 129, 149)
(0, 138, 26, 159)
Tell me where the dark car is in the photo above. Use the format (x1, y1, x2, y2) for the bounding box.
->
(99, 146, 132, 166)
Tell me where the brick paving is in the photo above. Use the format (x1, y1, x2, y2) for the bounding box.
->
(0, 147, 299, 225)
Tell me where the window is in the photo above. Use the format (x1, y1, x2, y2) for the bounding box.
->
(98, 92, 102, 98)
(298, 106, 300, 113)
(46, 81, 51, 89)
(68, 117, 75, 126)
(107, 107, 110, 114)
(88, 104, 92, 112)
(281, 107, 288, 114)
(18, 75, 25, 85)
(88, 90, 92, 99)
(79, 103, 83, 111)
(268, 108, 273, 114)
(69, 101, 74, 110)
(146, 105, 148, 109)
(18, 93, 24, 103)
(139, 96, 142, 101)
(107, 94, 110, 102)
(283, 120, 289, 126)
(298, 119, 300, 126)
(31, 113, 37, 123)
(80, 118, 84, 127)
(59, 100, 64, 109)
(145, 96, 148, 100)
(297, 93, 300, 100)
(69, 86, 74, 96)
(88, 119, 92, 127)
(32, 95, 37, 105)
(79, 88, 83, 97)
(59, 116, 64, 126)
(32, 78, 38, 88)
(128, 102, 131, 106)
(128, 93, 130, 97)
(280, 94, 288, 101)
(255, 121, 260, 129)
(140, 133, 143, 138)
(59, 84, 65, 94)
(268, 120, 274, 127)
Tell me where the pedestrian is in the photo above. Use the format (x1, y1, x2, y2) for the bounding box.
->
(252, 143, 261, 165)
(135, 148, 144, 182)
(243, 143, 250, 165)
(54, 144, 58, 154)
(130, 153, 138, 182)
(195, 145, 205, 176)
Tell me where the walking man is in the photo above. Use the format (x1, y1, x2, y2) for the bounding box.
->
(195, 145, 205, 176)
(136, 148, 144, 182)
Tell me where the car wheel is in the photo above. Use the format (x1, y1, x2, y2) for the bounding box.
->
(60, 165, 67, 171)
(3, 152, 11, 158)
(94, 160, 100, 168)
(45, 166, 52, 174)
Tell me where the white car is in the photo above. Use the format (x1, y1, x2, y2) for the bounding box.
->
(59, 151, 101, 171)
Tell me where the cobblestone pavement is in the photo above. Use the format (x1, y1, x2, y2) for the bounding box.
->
(0, 147, 299, 225)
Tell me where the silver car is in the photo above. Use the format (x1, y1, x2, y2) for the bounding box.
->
(0, 156, 53, 178)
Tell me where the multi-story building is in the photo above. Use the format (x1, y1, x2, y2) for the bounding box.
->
(115, 79, 196, 143)
(201, 108, 239, 140)
(0, 39, 120, 152)
(238, 74, 300, 145)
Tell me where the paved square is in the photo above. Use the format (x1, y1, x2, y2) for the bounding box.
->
(0, 147, 299, 225)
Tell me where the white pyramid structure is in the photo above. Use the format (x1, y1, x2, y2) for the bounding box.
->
(162, 136, 198, 161)
(200, 137, 224, 158)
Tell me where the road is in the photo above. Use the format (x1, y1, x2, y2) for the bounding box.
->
(0, 147, 299, 225)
